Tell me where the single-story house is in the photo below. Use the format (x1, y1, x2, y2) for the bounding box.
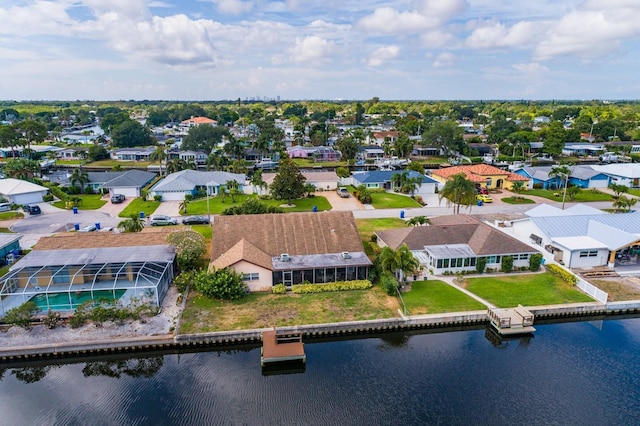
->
(150, 170, 246, 201)
(111, 147, 156, 162)
(101, 170, 156, 198)
(430, 164, 530, 190)
(514, 165, 610, 189)
(349, 170, 438, 194)
(262, 171, 339, 193)
(0, 233, 176, 317)
(376, 215, 540, 275)
(0, 178, 49, 205)
(211, 211, 372, 292)
(287, 146, 342, 162)
(510, 204, 640, 268)
(591, 164, 640, 188)
(0, 233, 22, 265)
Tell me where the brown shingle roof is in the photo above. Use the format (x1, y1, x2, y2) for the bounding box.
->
(211, 238, 272, 270)
(212, 211, 364, 267)
(33, 230, 175, 250)
(376, 215, 537, 255)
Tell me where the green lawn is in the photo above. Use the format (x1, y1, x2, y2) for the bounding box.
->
(465, 273, 594, 307)
(118, 199, 161, 217)
(502, 197, 536, 204)
(627, 188, 640, 197)
(369, 191, 422, 209)
(87, 159, 149, 167)
(526, 188, 613, 202)
(355, 218, 406, 239)
(0, 227, 13, 233)
(179, 286, 398, 333)
(52, 194, 107, 210)
(186, 194, 332, 215)
(0, 211, 24, 220)
(401, 280, 486, 314)
(190, 224, 212, 239)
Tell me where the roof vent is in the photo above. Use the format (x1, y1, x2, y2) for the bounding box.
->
(280, 253, 290, 262)
(341, 251, 351, 259)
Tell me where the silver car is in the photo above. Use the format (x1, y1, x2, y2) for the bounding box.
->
(149, 215, 178, 226)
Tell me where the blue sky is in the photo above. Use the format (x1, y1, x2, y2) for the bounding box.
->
(1, 0, 640, 101)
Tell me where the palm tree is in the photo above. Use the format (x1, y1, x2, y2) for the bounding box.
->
(391, 171, 407, 192)
(379, 245, 420, 284)
(70, 168, 89, 194)
(179, 198, 189, 214)
(609, 182, 629, 198)
(406, 216, 430, 226)
(438, 173, 476, 214)
(549, 164, 571, 210)
(250, 169, 267, 195)
(118, 213, 144, 233)
(225, 180, 240, 203)
(150, 146, 168, 176)
(402, 175, 423, 197)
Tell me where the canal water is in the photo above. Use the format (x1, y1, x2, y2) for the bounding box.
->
(1, 317, 639, 425)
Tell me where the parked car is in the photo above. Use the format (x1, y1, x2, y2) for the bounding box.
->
(476, 187, 489, 195)
(23, 205, 42, 215)
(111, 194, 126, 204)
(337, 187, 350, 198)
(0, 203, 12, 212)
(149, 215, 178, 226)
(476, 194, 493, 203)
(78, 224, 97, 232)
(182, 215, 210, 225)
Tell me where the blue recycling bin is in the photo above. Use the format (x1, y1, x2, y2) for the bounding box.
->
(312, 205, 317, 212)
(400, 210, 405, 219)
(72, 206, 78, 214)
(139, 211, 145, 218)
(74, 223, 80, 231)
(95, 222, 101, 230)
(477, 200, 483, 206)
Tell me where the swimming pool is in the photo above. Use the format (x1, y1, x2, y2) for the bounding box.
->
(29, 290, 126, 311)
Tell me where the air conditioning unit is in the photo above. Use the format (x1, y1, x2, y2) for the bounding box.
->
(341, 251, 351, 259)
(280, 253, 290, 262)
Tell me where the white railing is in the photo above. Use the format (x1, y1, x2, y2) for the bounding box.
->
(577, 278, 608, 303)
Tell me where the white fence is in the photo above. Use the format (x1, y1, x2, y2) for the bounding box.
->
(577, 278, 608, 303)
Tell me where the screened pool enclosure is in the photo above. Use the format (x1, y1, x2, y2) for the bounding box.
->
(0, 245, 176, 317)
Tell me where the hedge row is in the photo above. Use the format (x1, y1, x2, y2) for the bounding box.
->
(283, 280, 373, 294)
(546, 264, 578, 285)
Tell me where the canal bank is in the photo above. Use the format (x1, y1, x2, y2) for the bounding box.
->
(2, 300, 640, 362)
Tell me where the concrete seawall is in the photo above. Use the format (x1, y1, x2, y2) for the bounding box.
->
(2, 302, 640, 362)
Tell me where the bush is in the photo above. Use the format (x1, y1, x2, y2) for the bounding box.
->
(154, 195, 162, 202)
(529, 253, 543, 271)
(476, 257, 487, 274)
(546, 264, 577, 285)
(291, 280, 372, 294)
(43, 310, 61, 329)
(380, 271, 399, 296)
(166, 230, 206, 271)
(3, 301, 39, 330)
(173, 270, 194, 293)
(193, 268, 247, 300)
(272, 284, 287, 294)
(42, 194, 54, 202)
(501, 255, 514, 273)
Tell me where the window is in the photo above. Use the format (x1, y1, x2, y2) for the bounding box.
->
(579, 250, 598, 258)
(242, 273, 259, 281)
(486, 256, 501, 264)
(516, 254, 530, 260)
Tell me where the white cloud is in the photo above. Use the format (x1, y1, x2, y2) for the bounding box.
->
(213, 0, 253, 15)
(432, 52, 456, 68)
(465, 21, 543, 49)
(358, 8, 432, 34)
(367, 46, 400, 67)
(289, 36, 334, 64)
(421, 30, 454, 48)
(512, 62, 549, 74)
(420, 0, 469, 22)
(0, 1, 75, 36)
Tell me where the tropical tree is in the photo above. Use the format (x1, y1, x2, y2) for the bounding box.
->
(393, 133, 414, 158)
(225, 180, 241, 203)
(117, 213, 144, 233)
(438, 173, 476, 214)
(354, 185, 372, 204)
(613, 195, 638, 212)
(166, 230, 206, 270)
(0, 125, 20, 158)
(609, 182, 629, 198)
(110, 120, 154, 148)
(406, 216, 430, 226)
(149, 146, 168, 176)
(421, 120, 464, 156)
(303, 183, 316, 197)
(511, 181, 525, 194)
(379, 245, 420, 284)
(4, 158, 40, 180)
(70, 168, 89, 193)
(270, 157, 306, 205)
(14, 120, 48, 153)
(182, 125, 229, 153)
(549, 164, 571, 210)
(250, 169, 268, 195)
(179, 198, 190, 214)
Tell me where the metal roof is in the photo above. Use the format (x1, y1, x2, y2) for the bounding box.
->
(271, 251, 371, 270)
(552, 236, 608, 250)
(151, 170, 245, 192)
(0, 233, 21, 248)
(352, 170, 436, 184)
(424, 243, 476, 259)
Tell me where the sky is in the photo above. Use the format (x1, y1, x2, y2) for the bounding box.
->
(2, 0, 640, 101)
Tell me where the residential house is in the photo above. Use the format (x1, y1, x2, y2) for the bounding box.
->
(0, 232, 176, 317)
(514, 165, 610, 189)
(0, 178, 49, 205)
(430, 164, 530, 190)
(150, 169, 245, 201)
(287, 146, 342, 162)
(509, 204, 640, 268)
(357, 145, 385, 162)
(56, 148, 87, 161)
(101, 170, 156, 198)
(349, 170, 437, 194)
(111, 147, 156, 162)
(376, 215, 540, 275)
(179, 116, 217, 133)
(263, 171, 339, 192)
(591, 164, 640, 188)
(211, 211, 372, 292)
(367, 131, 398, 146)
(167, 149, 208, 165)
(0, 233, 22, 265)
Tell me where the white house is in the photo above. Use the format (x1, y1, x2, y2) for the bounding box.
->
(150, 170, 246, 201)
(0, 178, 49, 205)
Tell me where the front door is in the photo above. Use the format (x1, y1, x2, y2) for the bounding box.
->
(283, 271, 293, 289)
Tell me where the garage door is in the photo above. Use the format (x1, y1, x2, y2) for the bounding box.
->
(155, 191, 186, 201)
(12, 192, 45, 205)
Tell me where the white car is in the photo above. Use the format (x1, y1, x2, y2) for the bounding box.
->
(149, 215, 178, 226)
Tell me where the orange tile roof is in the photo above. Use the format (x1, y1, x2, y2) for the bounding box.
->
(431, 164, 529, 183)
(181, 116, 216, 125)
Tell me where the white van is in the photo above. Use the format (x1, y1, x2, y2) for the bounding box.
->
(0, 203, 12, 212)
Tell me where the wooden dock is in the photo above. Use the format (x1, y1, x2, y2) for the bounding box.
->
(488, 305, 536, 335)
(261, 328, 306, 367)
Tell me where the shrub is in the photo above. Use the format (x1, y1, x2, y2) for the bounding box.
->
(272, 284, 287, 294)
(68, 313, 86, 329)
(380, 271, 399, 296)
(154, 195, 162, 202)
(476, 257, 486, 274)
(3, 301, 39, 330)
(291, 280, 372, 294)
(547, 264, 577, 285)
(173, 270, 194, 293)
(529, 253, 543, 271)
(42, 194, 54, 202)
(43, 310, 61, 329)
(166, 230, 206, 271)
(501, 255, 514, 273)
(193, 268, 247, 300)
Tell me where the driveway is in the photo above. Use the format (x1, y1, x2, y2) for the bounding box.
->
(153, 201, 181, 217)
(323, 191, 365, 211)
(97, 195, 134, 217)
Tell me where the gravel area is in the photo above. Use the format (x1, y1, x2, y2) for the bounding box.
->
(0, 286, 182, 348)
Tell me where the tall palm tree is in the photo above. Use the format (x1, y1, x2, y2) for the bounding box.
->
(438, 173, 476, 214)
(549, 164, 571, 210)
(250, 169, 267, 195)
(117, 213, 144, 233)
(149, 146, 168, 176)
(379, 245, 420, 283)
(70, 168, 89, 193)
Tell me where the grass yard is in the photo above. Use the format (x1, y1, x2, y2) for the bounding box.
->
(186, 194, 331, 215)
(369, 191, 422, 209)
(52, 194, 107, 210)
(0, 211, 24, 220)
(87, 159, 149, 168)
(464, 273, 594, 307)
(0, 227, 13, 233)
(263, 195, 332, 212)
(502, 197, 536, 204)
(178, 286, 399, 333)
(118, 199, 160, 217)
(627, 188, 640, 197)
(401, 280, 486, 314)
(526, 188, 613, 202)
(190, 224, 212, 239)
(356, 218, 406, 239)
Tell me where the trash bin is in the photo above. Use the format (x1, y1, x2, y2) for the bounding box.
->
(477, 200, 483, 207)
(400, 210, 405, 219)
(139, 211, 145, 219)
(74, 223, 80, 231)
(95, 222, 101, 230)
(72, 206, 78, 214)
(312, 205, 317, 212)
